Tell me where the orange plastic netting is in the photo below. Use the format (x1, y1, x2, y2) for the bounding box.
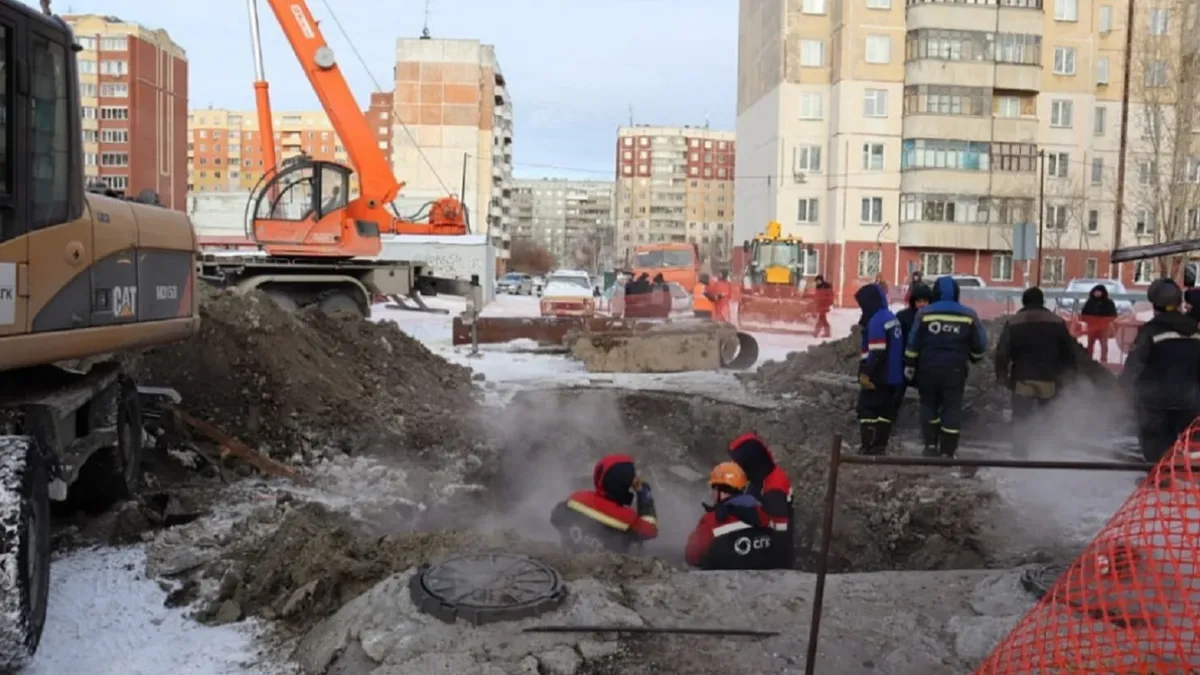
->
(974, 421, 1200, 674)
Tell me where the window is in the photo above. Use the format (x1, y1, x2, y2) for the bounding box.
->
(107, 176, 128, 190)
(858, 250, 882, 278)
(83, 129, 97, 142)
(1090, 158, 1104, 184)
(1053, 47, 1076, 75)
(867, 0, 890, 7)
(1051, 100, 1073, 127)
(1145, 61, 1167, 87)
(1150, 8, 1169, 34)
(864, 89, 888, 117)
(84, 153, 97, 166)
(1084, 258, 1099, 277)
(1096, 56, 1110, 84)
(1138, 160, 1155, 185)
(901, 194, 990, 223)
(101, 129, 128, 143)
(1142, 109, 1163, 138)
(1134, 260, 1156, 284)
(100, 36, 127, 50)
(794, 145, 822, 172)
(803, 0, 826, 13)
(866, 35, 891, 63)
(996, 96, 1021, 118)
(1047, 152, 1069, 178)
(100, 83, 128, 97)
(901, 139, 991, 170)
(1094, 106, 1107, 135)
(1042, 257, 1066, 284)
(1046, 204, 1068, 229)
(993, 142, 1038, 171)
(921, 253, 955, 276)
(77, 59, 96, 74)
(100, 106, 128, 120)
(801, 40, 824, 66)
(1087, 209, 1100, 233)
(1136, 209, 1154, 235)
(905, 29, 1042, 66)
(902, 84, 990, 116)
(861, 197, 884, 224)
(991, 254, 1014, 281)
(800, 92, 823, 119)
(1099, 5, 1113, 31)
(862, 143, 885, 170)
(798, 198, 819, 223)
(1055, 0, 1078, 21)
(79, 82, 96, 97)
(30, 34, 71, 231)
(99, 60, 127, 75)
(100, 152, 128, 167)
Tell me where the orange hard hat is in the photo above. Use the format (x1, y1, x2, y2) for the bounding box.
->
(709, 461, 748, 491)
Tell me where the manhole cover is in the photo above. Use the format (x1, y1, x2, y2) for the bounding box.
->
(1020, 563, 1068, 600)
(409, 552, 567, 625)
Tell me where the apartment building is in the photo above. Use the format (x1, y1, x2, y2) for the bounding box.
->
(393, 38, 514, 263)
(736, 0, 1151, 303)
(66, 14, 188, 210)
(511, 178, 616, 268)
(614, 125, 736, 270)
(187, 108, 357, 195)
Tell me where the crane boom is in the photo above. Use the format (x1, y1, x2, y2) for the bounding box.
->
(264, 0, 400, 203)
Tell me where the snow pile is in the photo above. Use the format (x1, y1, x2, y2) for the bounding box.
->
(131, 286, 481, 461)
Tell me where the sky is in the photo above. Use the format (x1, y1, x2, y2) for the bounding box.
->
(37, 0, 738, 180)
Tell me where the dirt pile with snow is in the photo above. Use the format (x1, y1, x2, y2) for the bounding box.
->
(750, 316, 1117, 428)
(131, 286, 479, 461)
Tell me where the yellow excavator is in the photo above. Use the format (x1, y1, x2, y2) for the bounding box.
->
(735, 221, 819, 333)
(0, 2, 199, 666)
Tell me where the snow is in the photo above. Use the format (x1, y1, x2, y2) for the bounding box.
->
(26, 547, 285, 675)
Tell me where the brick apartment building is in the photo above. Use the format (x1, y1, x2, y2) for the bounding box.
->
(65, 14, 188, 210)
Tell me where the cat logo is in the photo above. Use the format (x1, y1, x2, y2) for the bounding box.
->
(113, 286, 137, 318)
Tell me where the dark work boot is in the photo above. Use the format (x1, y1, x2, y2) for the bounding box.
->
(939, 431, 960, 458)
(859, 421, 879, 455)
(873, 422, 893, 455)
(922, 421, 940, 457)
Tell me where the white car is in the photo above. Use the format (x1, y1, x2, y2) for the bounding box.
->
(532, 276, 546, 297)
(949, 274, 987, 288)
(539, 270, 597, 317)
(497, 273, 533, 295)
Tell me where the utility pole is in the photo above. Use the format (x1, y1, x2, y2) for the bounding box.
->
(1035, 149, 1046, 286)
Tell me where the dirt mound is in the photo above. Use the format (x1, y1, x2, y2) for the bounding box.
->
(203, 501, 673, 630)
(132, 286, 478, 459)
(751, 316, 1117, 428)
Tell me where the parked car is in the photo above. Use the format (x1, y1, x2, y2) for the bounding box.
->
(667, 281, 693, 314)
(539, 269, 596, 317)
(497, 272, 533, 295)
(949, 274, 987, 288)
(532, 276, 546, 297)
(1060, 278, 1134, 315)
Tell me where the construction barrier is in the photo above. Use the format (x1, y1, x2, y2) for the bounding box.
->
(974, 419, 1200, 673)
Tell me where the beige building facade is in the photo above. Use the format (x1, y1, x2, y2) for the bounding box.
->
(614, 125, 736, 270)
(736, 0, 1174, 302)
(512, 178, 616, 270)
(393, 38, 513, 261)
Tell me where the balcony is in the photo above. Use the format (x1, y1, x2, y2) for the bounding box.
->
(901, 169, 1038, 196)
(903, 114, 993, 142)
(905, 60, 998, 88)
(991, 115, 1039, 143)
(906, 2, 1044, 34)
(899, 221, 1014, 250)
(994, 64, 1040, 91)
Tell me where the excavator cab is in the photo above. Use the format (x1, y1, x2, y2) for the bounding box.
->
(250, 156, 355, 232)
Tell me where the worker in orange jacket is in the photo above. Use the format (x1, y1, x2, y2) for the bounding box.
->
(710, 271, 733, 322)
(693, 273, 718, 319)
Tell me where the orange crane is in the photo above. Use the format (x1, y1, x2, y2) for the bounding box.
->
(244, 0, 468, 259)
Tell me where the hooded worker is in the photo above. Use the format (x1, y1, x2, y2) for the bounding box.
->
(550, 454, 657, 554)
(727, 433, 794, 568)
(1080, 284, 1118, 363)
(854, 282, 906, 455)
(904, 276, 988, 458)
(812, 275, 834, 338)
(711, 271, 733, 322)
(994, 287, 1078, 454)
(1120, 278, 1200, 464)
(650, 273, 672, 317)
(684, 462, 773, 570)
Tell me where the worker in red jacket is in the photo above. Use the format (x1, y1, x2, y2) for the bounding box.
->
(550, 454, 657, 554)
(727, 432, 795, 568)
(812, 275, 834, 337)
(685, 462, 773, 569)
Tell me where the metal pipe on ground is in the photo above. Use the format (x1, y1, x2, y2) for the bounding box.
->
(522, 626, 779, 638)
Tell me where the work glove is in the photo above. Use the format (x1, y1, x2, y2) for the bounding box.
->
(903, 366, 916, 383)
(635, 483, 654, 508)
(857, 373, 876, 390)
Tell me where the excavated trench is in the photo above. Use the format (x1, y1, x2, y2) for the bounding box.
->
(466, 387, 1006, 574)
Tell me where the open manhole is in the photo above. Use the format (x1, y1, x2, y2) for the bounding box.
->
(1020, 563, 1068, 600)
(409, 552, 567, 625)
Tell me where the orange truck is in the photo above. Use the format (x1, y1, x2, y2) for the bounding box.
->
(631, 242, 701, 289)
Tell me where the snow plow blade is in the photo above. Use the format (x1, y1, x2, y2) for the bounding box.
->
(565, 320, 758, 373)
(735, 293, 818, 335)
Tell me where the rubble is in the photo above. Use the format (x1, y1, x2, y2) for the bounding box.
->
(131, 286, 481, 462)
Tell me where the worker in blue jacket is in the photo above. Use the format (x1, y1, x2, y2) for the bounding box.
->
(855, 283, 906, 455)
(904, 276, 988, 458)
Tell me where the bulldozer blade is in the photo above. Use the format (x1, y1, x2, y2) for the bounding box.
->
(451, 316, 656, 346)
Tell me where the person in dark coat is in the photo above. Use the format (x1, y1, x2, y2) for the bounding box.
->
(994, 287, 1078, 454)
(892, 282, 932, 419)
(1121, 278, 1200, 464)
(1080, 284, 1118, 363)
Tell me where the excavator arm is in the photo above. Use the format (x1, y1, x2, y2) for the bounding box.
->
(247, 0, 467, 258)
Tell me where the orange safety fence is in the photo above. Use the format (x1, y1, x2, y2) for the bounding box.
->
(974, 419, 1200, 674)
